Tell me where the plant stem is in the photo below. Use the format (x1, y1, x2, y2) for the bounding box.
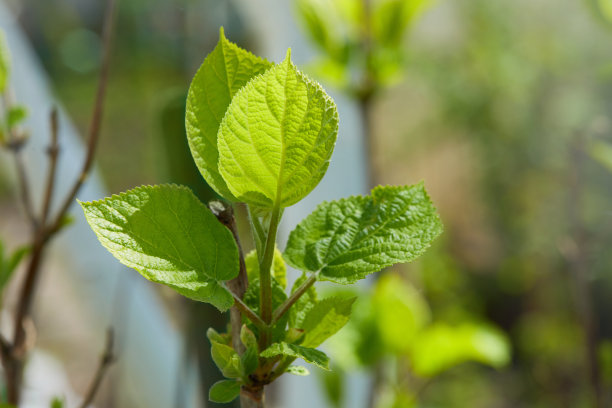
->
(258, 205, 281, 348)
(229, 291, 266, 330)
(209, 201, 249, 354)
(40, 108, 59, 227)
(78, 328, 115, 408)
(240, 385, 264, 408)
(271, 272, 318, 324)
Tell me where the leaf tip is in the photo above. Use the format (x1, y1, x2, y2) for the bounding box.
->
(219, 26, 225, 39)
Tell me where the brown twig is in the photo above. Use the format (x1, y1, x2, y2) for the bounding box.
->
(1, 0, 118, 403)
(209, 201, 250, 353)
(78, 328, 116, 408)
(40, 108, 59, 227)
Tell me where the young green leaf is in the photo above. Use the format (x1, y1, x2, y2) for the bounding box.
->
(300, 296, 355, 348)
(186, 27, 272, 201)
(410, 323, 511, 377)
(286, 365, 310, 376)
(6, 106, 27, 129)
(218, 49, 339, 208)
(288, 272, 318, 329)
(261, 342, 329, 370)
(211, 341, 243, 378)
(209, 379, 241, 403)
(245, 247, 287, 289)
(80, 184, 239, 311)
(284, 183, 442, 284)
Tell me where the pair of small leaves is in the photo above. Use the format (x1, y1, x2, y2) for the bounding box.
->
(208, 325, 258, 381)
(296, 0, 434, 87)
(284, 183, 443, 284)
(187, 28, 339, 209)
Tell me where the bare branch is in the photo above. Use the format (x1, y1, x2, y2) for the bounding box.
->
(78, 328, 116, 408)
(40, 108, 59, 227)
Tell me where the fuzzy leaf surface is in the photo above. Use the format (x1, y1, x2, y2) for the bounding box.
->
(80, 184, 238, 311)
(218, 50, 338, 208)
(186, 28, 272, 201)
(261, 342, 329, 370)
(284, 184, 442, 284)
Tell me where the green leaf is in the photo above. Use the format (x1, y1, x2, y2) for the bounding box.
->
(0, 30, 10, 93)
(300, 296, 355, 348)
(373, 274, 430, 353)
(245, 247, 287, 289)
(284, 183, 442, 284)
(186, 27, 272, 201)
(6, 106, 27, 129)
(410, 323, 511, 377)
(289, 272, 318, 329)
(286, 365, 310, 376)
(218, 49, 339, 208)
(211, 340, 243, 378)
(209, 379, 241, 403)
(80, 184, 239, 311)
(261, 342, 329, 370)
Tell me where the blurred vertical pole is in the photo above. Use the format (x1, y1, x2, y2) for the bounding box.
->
(567, 133, 603, 408)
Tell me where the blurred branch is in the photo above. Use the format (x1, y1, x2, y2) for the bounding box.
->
(0, 0, 118, 403)
(78, 329, 116, 408)
(40, 108, 59, 227)
(566, 132, 603, 408)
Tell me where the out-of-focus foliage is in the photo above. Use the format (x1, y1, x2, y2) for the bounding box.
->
(295, 0, 436, 93)
(321, 274, 510, 407)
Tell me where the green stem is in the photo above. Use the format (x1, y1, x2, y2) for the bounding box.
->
(258, 205, 282, 346)
(271, 272, 318, 324)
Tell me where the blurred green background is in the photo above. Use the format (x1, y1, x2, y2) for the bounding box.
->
(2, 0, 612, 406)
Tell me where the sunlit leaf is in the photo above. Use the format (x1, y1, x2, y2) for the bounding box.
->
(284, 183, 442, 283)
(80, 184, 239, 311)
(218, 50, 339, 208)
(186, 27, 272, 201)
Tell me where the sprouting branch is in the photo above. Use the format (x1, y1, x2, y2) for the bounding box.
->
(78, 328, 116, 408)
(209, 200, 250, 353)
